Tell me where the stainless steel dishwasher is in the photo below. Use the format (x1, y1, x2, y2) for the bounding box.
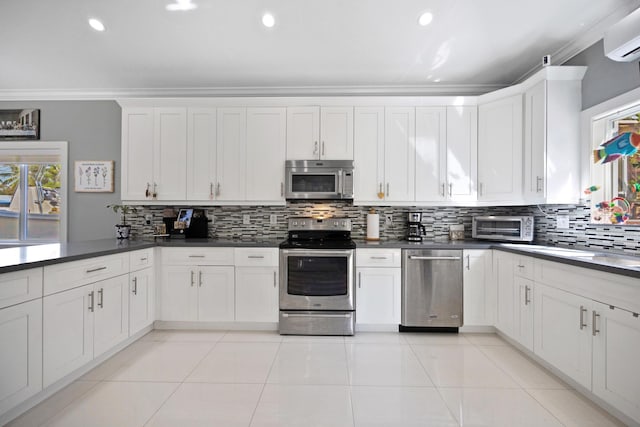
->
(401, 249, 463, 331)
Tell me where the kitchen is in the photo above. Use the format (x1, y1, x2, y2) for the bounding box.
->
(1, 0, 640, 426)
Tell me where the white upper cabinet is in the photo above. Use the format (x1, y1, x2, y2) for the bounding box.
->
(478, 94, 523, 202)
(154, 108, 187, 200)
(353, 107, 385, 203)
(245, 107, 286, 202)
(186, 108, 217, 200)
(216, 108, 247, 201)
(523, 67, 586, 204)
(286, 106, 353, 160)
(121, 108, 154, 200)
(446, 106, 477, 201)
(415, 107, 447, 202)
(384, 107, 415, 202)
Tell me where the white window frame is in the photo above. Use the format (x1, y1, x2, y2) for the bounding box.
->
(0, 141, 68, 244)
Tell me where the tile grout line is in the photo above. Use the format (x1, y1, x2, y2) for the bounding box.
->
(343, 338, 357, 427)
(247, 337, 283, 427)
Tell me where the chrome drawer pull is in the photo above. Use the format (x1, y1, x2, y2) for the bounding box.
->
(248, 255, 265, 259)
(97, 288, 104, 308)
(524, 285, 531, 305)
(282, 313, 351, 318)
(370, 256, 388, 260)
(188, 255, 206, 258)
(140, 257, 148, 261)
(86, 266, 107, 273)
(579, 306, 587, 330)
(409, 256, 461, 261)
(88, 291, 95, 312)
(132, 277, 138, 295)
(592, 311, 600, 336)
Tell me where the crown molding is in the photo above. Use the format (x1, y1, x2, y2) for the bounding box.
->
(0, 83, 508, 101)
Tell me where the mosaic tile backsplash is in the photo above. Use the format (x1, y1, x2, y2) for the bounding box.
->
(127, 202, 640, 253)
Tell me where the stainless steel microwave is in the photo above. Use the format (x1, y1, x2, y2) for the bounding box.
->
(285, 160, 354, 200)
(472, 216, 534, 242)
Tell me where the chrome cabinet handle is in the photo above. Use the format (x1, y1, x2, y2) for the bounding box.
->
(579, 306, 587, 330)
(273, 271, 277, 288)
(97, 288, 104, 308)
(448, 183, 453, 197)
(140, 257, 148, 261)
(248, 255, 265, 259)
(210, 182, 214, 199)
(313, 141, 319, 155)
(386, 183, 390, 197)
(524, 285, 531, 305)
(322, 141, 325, 156)
(153, 182, 157, 198)
(198, 270, 202, 287)
(479, 182, 483, 196)
(536, 176, 543, 193)
(592, 311, 600, 336)
(281, 182, 284, 197)
(190, 270, 195, 287)
(358, 272, 361, 288)
(441, 183, 445, 197)
(466, 255, 470, 270)
(145, 182, 151, 198)
(88, 291, 95, 312)
(188, 255, 205, 258)
(132, 277, 138, 295)
(86, 266, 107, 273)
(216, 183, 221, 196)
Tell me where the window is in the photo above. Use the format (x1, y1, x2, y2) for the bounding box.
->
(0, 141, 67, 243)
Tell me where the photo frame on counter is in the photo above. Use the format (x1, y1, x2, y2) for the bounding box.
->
(74, 160, 114, 192)
(0, 109, 40, 140)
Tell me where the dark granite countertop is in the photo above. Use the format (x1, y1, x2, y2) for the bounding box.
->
(0, 238, 638, 279)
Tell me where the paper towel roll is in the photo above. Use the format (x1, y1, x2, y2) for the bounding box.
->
(366, 213, 380, 240)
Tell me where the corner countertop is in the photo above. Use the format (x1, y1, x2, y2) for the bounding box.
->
(0, 238, 638, 279)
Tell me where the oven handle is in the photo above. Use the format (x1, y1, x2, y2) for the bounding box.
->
(408, 256, 462, 261)
(281, 313, 352, 318)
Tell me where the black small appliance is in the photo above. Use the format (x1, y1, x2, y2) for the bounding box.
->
(164, 208, 209, 238)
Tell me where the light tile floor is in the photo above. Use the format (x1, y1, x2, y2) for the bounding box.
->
(7, 331, 626, 427)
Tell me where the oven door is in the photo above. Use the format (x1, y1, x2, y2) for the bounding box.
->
(285, 169, 341, 200)
(279, 249, 355, 311)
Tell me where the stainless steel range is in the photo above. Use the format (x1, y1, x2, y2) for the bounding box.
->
(279, 217, 356, 336)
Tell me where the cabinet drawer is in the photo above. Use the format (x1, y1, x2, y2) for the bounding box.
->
(356, 249, 401, 268)
(129, 248, 155, 271)
(43, 253, 130, 296)
(514, 255, 534, 279)
(234, 248, 278, 267)
(161, 247, 234, 265)
(0, 268, 43, 309)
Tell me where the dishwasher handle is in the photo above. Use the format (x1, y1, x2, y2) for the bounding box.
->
(408, 256, 462, 261)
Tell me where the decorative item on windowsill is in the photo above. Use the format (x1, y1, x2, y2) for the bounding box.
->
(107, 204, 138, 239)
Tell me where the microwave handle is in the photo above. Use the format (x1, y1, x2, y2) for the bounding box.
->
(337, 169, 343, 197)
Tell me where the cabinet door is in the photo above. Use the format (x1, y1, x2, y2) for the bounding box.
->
(121, 108, 154, 200)
(356, 267, 401, 325)
(246, 108, 286, 202)
(129, 268, 155, 336)
(160, 266, 196, 321)
(592, 302, 640, 422)
(320, 107, 354, 160)
(415, 107, 447, 202)
(93, 275, 129, 358)
(463, 250, 493, 326)
(216, 108, 247, 201)
(198, 266, 235, 322)
(235, 267, 278, 322)
(384, 107, 415, 202)
(514, 276, 534, 351)
(533, 283, 592, 389)
(494, 251, 515, 336)
(43, 284, 94, 388)
(154, 108, 187, 200)
(353, 107, 385, 203)
(286, 106, 320, 159)
(187, 108, 217, 200)
(446, 106, 477, 201)
(478, 95, 523, 202)
(0, 299, 42, 415)
(523, 81, 546, 202)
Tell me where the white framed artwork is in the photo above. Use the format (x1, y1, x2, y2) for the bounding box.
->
(74, 160, 114, 192)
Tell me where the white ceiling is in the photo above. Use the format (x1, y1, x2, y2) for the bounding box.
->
(1, 0, 639, 98)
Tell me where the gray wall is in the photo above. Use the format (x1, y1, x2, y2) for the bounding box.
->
(0, 101, 122, 242)
(564, 39, 640, 110)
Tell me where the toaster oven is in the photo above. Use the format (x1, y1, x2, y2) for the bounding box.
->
(472, 216, 534, 242)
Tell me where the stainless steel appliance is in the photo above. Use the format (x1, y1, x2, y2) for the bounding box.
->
(401, 249, 463, 331)
(279, 217, 356, 335)
(407, 211, 426, 242)
(285, 160, 354, 200)
(472, 215, 534, 242)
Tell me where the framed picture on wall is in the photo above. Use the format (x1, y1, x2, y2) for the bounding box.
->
(74, 160, 114, 192)
(0, 109, 40, 140)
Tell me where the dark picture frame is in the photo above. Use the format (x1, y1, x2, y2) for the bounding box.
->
(0, 109, 40, 140)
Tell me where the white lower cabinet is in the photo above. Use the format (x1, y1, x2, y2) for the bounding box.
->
(592, 302, 640, 422)
(533, 282, 593, 389)
(462, 249, 494, 326)
(129, 267, 155, 336)
(43, 275, 129, 388)
(494, 251, 515, 336)
(513, 276, 534, 351)
(355, 249, 401, 326)
(235, 267, 278, 322)
(0, 299, 42, 415)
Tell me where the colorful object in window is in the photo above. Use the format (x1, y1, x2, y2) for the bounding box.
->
(595, 197, 631, 224)
(592, 132, 640, 164)
(584, 185, 600, 194)
(629, 182, 640, 193)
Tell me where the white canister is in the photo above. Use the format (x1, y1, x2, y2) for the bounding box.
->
(366, 209, 380, 240)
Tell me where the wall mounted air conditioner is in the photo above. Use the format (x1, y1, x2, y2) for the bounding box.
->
(604, 7, 640, 62)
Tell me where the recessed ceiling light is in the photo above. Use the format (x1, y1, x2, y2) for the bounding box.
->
(88, 18, 105, 32)
(418, 12, 433, 26)
(262, 13, 275, 28)
(166, 0, 197, 12)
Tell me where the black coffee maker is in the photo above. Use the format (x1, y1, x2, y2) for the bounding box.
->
(407, 211, 426, 242)
(164, 208, 209, 238)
